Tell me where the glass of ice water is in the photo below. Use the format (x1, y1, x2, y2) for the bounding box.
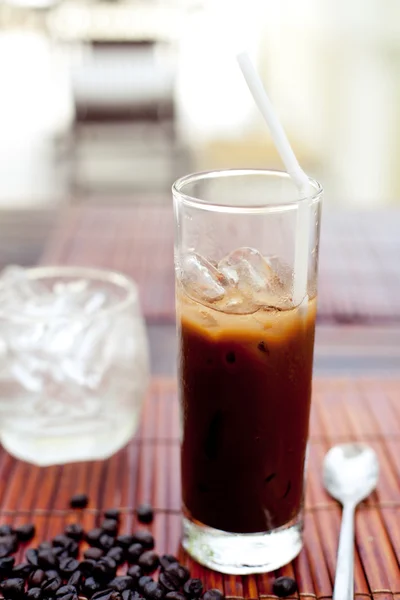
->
(0, 266, 149, 466)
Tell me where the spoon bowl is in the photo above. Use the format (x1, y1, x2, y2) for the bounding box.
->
(323, 443, 379, 505)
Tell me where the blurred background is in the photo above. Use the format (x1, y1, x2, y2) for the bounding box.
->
(0, 0, 399, 267)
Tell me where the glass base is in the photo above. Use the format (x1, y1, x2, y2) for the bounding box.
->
(182, 513, 303, 575)
(0, 414, 139, 466)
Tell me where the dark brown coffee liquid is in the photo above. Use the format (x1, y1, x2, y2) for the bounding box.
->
(178, 294, 316, 534)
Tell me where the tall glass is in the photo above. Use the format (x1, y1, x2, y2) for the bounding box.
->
(173, 170, 322, 574)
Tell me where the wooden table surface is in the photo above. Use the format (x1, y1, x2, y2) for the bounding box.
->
(39, 205, 400, 325)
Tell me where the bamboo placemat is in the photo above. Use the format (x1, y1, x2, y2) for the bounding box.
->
(38, 205, 400, 324)
(0, 377, 399, 599)
(39, 205, 175, 322)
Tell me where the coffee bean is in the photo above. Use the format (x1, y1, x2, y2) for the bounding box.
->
(126, 543, 143, 564)
(106, 547, 124, 565)
(66, 541, 79, 558)
(78, 559, 96, 575)
(67, 571, 83, 590)
(28, 570, 46, 588)
(53, 546, 69, 559)
(41, 576, 62, 595)
(0, 536, 17, 557)
(56, 585, 77, 597)
(0, 556, 15, 575)
(45, 570, 60, 580)
(0, 534, 18, 551)
(143, 580, 165, 600)
(0, 525, 13, 537)
(38, 549, 58, 569)
(69, 494, 88, 509)
(92, 591, 115, 600)
(203, 590, 224, 600)
(0, 577, 25, 598)
(57, 593, 78, 600)
(92, 590, 113, 600)
(122, 591, 144, 600)
(138, 551, 159, 573)
(159, 573, 176, 593)
(164, 564, 190, 586)
(137, 576, 152, 593)
(92, 557, 117, 581)
(183, 579, 203, 598)
(12, 562, 33, 578)
(15, 524, 35, 542)
(131, 592, 146, 600)
(272, 577, 298, 598)
(100, 534, 115, 551)
(38, 542, 52, 552)
(126, 565, 142, 585)
(27, 587, 42, 600)
(115, 535, 134, 549)
(103, 510, 120, 522)
(132, 531, 154, 550)
(86, 528, 103, 547)
(64, 524, 84, 541)
(0, 515, 219, 600)
(136, 504, 153, 525)
(52, 546, 69, 560)
(159, 555, 178, 571)
(52, 535, 72, 549)
(100, 556, 118, 572)
(26, 549, 39, 567)
(59, 557, 79, 576)
(92, 590, 121, 600)
(101, 520, 118, 535)
(108, 576, 134, 592)
(84, 548, 104, 561)
(165, 593, 186, 600)
(159, 564, 187, 591)
(83, 576, 102, 596)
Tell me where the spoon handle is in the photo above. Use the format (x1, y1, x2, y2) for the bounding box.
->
(333, 502, 355, 600)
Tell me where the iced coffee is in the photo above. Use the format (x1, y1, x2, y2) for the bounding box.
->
(177, 249, 316, 534)
(173, 169, 322, 574)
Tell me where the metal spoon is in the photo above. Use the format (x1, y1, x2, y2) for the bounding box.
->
(323, 443, 379, 600)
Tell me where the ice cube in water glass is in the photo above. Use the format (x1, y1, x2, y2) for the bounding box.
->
(0, 269, 149, 466)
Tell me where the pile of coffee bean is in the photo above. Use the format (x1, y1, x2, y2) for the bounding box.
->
(0, 495, 297, 599)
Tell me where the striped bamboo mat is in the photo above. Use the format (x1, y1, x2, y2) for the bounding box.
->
(0, 378, 399, 599)
(39, 205, 175, 322)
(39, 205, 400, 324)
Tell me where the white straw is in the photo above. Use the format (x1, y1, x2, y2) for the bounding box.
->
(237, 51, 310, 306)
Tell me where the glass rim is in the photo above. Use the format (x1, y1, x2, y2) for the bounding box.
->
(0, 266, 139, 323)
(172, 168, 323, 214)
